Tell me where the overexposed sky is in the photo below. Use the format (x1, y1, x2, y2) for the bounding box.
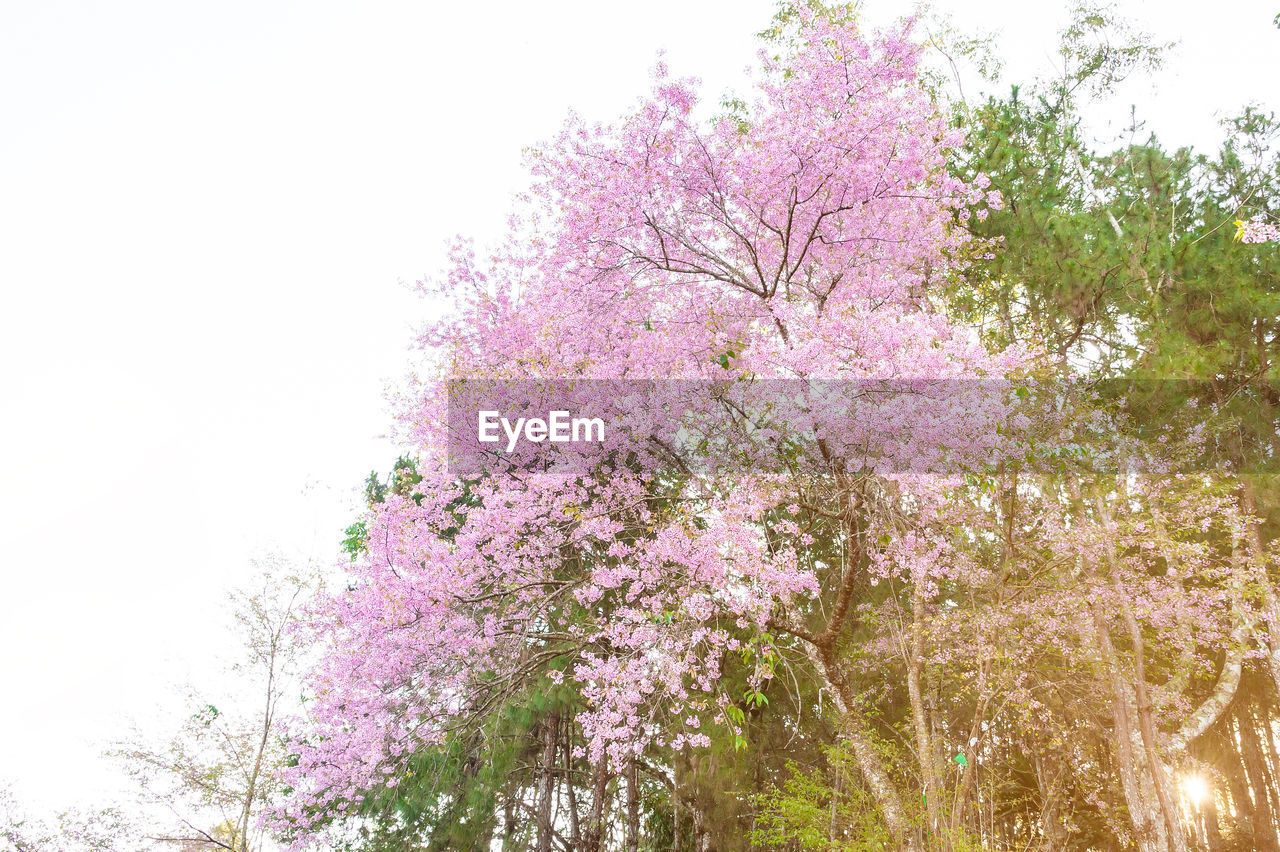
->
(0, 0, 1275, 822)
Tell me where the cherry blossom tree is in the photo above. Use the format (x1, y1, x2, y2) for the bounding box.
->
(275, 8, 1018, 849)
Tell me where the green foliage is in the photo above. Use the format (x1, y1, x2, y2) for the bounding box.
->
(341, 456, 428, 558)
(339, 680, 575, 851)
(749, 746, 892, 851)
(340, 519, 368, 559)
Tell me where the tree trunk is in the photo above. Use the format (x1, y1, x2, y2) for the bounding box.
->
(1234, 705, 1280, 851)
(691, 802, 711, 852)
(1201, 792, 1224, 852)
(907, 589, 942, 842)
(1261, 701, 1280, 818)
(582, 760, 612, 852)
(564, 721, 582, 850)
(1120, 602, 1187, 852)
(1166, 617, 1250, 753)
(1088, 601, 1164, 852)
(536, 711, 559, 852)
(625, 755, 640, 852)
(1216, 723, 1256, 836)
(1033, 751, 1068, 851)
(804, 639, 916, 849)
(503, 792, 517, 849)
(672, 760, 684, 852)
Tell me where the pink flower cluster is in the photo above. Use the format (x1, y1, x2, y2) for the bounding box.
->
(1237, 215, 1280, 243)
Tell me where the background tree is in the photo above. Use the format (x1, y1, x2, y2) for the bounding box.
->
(0, 786, 144, 852)
(114, 557, 312, 852)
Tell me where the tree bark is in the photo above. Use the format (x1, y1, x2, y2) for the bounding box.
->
(1088, 601, 1164, 852)
(536, 711, 560, 852)
(803, 639, 916, 849)
(1216, 723, 1256, 836)
(582, 760, 612, 852)
(907, 589, 942, 842)
(625, 755, 640, 852)
(1234, 705, 1280, 851)
(1120, 602, 1187, 852)
(691, 798, 711, 852)
(564, 721, 582, 850)
(1033, 751, 1068, 851)
(1201, 792, 1224, 852)
(1166, 618, 1250, 753)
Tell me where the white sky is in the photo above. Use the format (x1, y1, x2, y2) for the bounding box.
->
(0, 0, 1276, 824)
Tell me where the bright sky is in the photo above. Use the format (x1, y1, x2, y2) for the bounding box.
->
(0, 0, 1275, 825)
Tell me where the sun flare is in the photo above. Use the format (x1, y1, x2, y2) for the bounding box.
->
(1182, 774, 1210, 806)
